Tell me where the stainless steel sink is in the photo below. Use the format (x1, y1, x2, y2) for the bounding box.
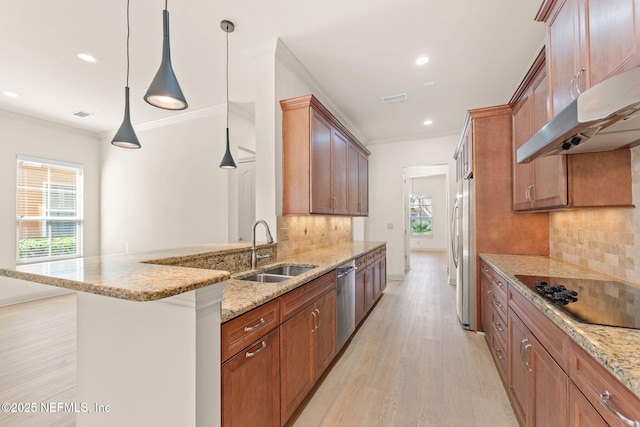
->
(239, 273, 292, 283)
(263, 265, 316, 276)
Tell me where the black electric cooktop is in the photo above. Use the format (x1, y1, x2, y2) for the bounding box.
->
(515, 275, 640, 330)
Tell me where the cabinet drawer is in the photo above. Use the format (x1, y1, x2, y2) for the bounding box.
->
(488, 305, 507, 344)
(222, 299, 280, 362)
(280, 271, 336, 323)
(488, 281, 508, 321)
(365, 250, 376, 264)
(480, 259, 494, 281)
(508, 285, 570, 372)
(570, 342, 640, 427)
(355, 254, 367, 270)
(489, 329, 507, 382)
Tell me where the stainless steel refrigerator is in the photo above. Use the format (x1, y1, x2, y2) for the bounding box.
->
(451, 132, 475, 330)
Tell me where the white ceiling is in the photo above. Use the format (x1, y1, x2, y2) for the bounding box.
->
(0, 0, 545, 144)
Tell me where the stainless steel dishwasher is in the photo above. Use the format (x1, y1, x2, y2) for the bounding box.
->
(336, 260, 356, 352)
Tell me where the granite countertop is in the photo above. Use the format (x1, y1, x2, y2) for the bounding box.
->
(0, 241, 385, 311)
(0, 242, 267, 301)
(221, 241, 385, 322)
(480, 253, 640, 400)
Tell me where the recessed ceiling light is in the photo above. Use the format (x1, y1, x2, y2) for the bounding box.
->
(423, 81, 435, 87)
(77, 53, 98, 63)
(423, 120, 433, 126)
(381, 93, 408, 104)
(416, 56, 429, 65)
(2, 91, 18, 98)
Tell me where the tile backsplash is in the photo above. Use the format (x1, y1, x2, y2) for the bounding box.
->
(549, 146, 640, 283)
(276, 215, 352, 259)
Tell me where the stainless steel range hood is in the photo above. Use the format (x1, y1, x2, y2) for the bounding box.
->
(517, 66, 640, 164)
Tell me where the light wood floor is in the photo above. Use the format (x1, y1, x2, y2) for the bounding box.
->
(0, 293, 76, 427)
(292, 251, 518, 427)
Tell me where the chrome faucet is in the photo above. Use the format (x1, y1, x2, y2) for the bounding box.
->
(251, 220, 274, 269)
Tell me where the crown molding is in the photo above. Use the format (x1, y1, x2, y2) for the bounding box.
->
(0, 108, 98, 138)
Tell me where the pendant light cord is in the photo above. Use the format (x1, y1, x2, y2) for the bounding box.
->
(126, 0, 131, 87)
(226, 28, 229, 128)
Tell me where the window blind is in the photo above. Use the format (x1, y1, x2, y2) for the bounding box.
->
(16, 156, 84, 263)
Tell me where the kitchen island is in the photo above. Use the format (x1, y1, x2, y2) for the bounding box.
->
(0, 240, 385, 427)
(480, 253, 640, 424)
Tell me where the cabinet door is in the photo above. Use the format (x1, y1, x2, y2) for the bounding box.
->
(379, 253, 387, 292)
(332, 129, 349, 215)
(481, 275, 494, 337)
(528, 332, 569, 427)
(365, 264, 375, 312)
(548, 0, 581, 117)
(373, 258, 381, 301)
(280, 305, 314, 423)
(512, 94, 535, 210)
(355, 263, 366, 325)
(314, 290, 336, 378)
(569, 383, 607, 427)
(581, 0, 640, 87)
(508, 309, 530, 426)
(358, 153, 368, 215)
(310, 109, 333, 214)
(348, 143, 360, 215)
(222, 328, 280, 427)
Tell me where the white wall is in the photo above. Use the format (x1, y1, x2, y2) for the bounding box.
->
(366, 135, 458, 280)
(100, 107, 255, 255)
(409, 174, 448, 251)
(0, 112, 100, 305)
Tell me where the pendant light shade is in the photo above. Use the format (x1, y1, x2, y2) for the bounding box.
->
(220, 128, 236, 168)
(111, 0, 141, 149)
(219, 20, 237, 169)
(112, 87, 141, 148)
(144, 4, 188, 110)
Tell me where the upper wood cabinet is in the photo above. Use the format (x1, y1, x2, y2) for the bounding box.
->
(537, 0, 640, 117)
(511, 49, 568, 211)
(281, 94, 370, 216)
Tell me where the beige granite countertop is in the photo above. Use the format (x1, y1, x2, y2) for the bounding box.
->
(0, 241, 385, 310)
(0, 242, 272, 301)
(480, 253, 640, 400)
(221, 241, 385, 322)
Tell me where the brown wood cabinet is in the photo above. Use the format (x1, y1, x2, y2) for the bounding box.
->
(481, 259, 640, 427)
(481, 260, 508, 384)
(221, 299, 281, 427)
(354, 246, 387, 327)
(537, 0, 640, 117)
(510, 47, 634, 211)
(280, 273, 336, 424)
(281, 94, 370, 216)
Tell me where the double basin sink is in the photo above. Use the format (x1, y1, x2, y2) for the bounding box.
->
(237, 265, 317, 283)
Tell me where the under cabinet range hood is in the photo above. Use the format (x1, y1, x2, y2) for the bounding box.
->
(517, 66, 640, 164)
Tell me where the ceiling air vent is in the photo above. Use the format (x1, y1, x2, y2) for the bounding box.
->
(381, 93, 408, 104)
(71, 110, 93, 118)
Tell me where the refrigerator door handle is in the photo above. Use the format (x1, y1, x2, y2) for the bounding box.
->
(451, 199, 459, 268)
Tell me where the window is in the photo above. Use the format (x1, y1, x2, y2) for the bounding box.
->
(410, 192, 432, 236)
(16, 156, 84, 263)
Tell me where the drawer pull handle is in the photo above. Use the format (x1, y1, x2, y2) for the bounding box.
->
(600, 391, 640, 427)
(519, 338, 528, 362)
(244, 318, 266, 332)
(315, 308, 321, 330)
(492, 300, 503, 310)
(311, 311, 318, 332)
(245, 341, 267, 358)
(482, 266, 489, 273)
(494, 279, 504, 288)
(493, 322, 504, 332)
(523, 343, 533, 372)
(494, 348, 504, 360)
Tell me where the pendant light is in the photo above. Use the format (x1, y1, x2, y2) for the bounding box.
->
(112, 0, 141, 149)
(219, 20, 237, 169)
(144, 0, 188, 110)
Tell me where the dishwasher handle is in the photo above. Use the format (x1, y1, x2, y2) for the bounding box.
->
(336, 266, 357, 278)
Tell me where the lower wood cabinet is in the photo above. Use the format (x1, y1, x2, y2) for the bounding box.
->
(222, 328, 281, 427)
(280, 288, 336, 424)
(354, 246, 387, 327)
(481, 258, 640, 427)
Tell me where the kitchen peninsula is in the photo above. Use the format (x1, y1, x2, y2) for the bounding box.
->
(0, 240, 385, 427)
